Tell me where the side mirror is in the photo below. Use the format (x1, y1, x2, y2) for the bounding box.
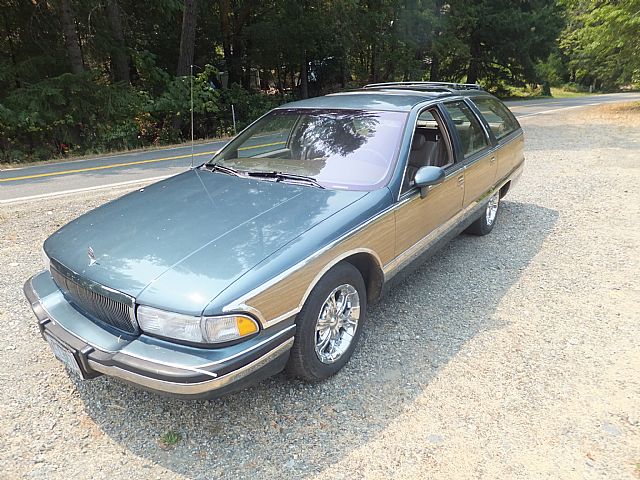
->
(414, 166, 445, 198)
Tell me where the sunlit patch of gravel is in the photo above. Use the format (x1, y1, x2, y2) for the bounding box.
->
(1, 103, 639, 479)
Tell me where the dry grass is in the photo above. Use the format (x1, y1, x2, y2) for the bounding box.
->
(580, 101, 640, 123)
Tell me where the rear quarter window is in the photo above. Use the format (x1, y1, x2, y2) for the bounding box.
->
(472, 97, 520, 140)
(443, 101, 489, 159)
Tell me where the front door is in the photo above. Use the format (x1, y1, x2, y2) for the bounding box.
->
(392, 107, 463, 269)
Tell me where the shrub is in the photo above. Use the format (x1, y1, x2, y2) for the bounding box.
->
(0, 66, 289, 164)
(0, 73, 145, 162)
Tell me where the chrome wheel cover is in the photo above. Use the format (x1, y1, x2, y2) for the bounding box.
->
(485, 193, 500, 226)
(314, 284, 360, 364)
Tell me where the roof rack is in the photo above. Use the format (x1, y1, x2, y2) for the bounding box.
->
(363, 81, 483, 93)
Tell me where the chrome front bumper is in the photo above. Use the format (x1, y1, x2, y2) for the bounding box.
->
(24, 271, 294, 399)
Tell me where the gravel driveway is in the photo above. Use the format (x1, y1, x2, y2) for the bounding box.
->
(1, 103, 639, 479)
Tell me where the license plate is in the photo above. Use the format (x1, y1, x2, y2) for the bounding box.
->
(45, 335, 85, 379)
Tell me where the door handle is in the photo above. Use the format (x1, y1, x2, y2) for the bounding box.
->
(490, 155, 497, 163)
(457, 174, 464, 187)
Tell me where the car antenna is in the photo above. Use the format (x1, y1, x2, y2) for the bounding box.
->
(190, 63, 195, 169)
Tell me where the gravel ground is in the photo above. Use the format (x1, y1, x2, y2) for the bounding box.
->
(1, 103, 639, 479)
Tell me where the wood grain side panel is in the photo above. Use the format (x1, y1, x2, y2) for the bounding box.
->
(394, 175, 464, 256)
(242, 212, 396, 323)
(496, 134, 524, 183)
(463, 152, 497, 207)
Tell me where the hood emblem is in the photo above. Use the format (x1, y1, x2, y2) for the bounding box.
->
(87, 246, 98, 266)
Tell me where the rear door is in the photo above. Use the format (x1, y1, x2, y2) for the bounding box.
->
(468, 96, 523, 185)
(441, 101, 494, 208)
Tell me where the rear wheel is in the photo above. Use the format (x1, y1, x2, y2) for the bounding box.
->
(286, 262, 366, 381)
(466, 191, 500, 236)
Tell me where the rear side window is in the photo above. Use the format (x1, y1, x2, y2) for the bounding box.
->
(472, 97, 520, 140)
(443, 102, 489, 159)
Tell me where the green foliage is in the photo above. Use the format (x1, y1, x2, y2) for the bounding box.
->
(0, 58, 284, 162)
(0, 73, 144, 161)
(453, 0, 564, 86)
(558, 82, 591, 93)
(1, 0, 636, 163)
(159, 430, 181, 448)
(536, 51, 569, 87)
(217, 84, 288, 132)
(560, 0, 640, 89)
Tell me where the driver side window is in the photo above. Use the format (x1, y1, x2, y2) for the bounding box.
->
(401, 109, 452, 194)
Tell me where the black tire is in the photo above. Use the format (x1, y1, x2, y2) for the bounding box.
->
(286, 262, 367, 381)
(466, 192, 500, 236)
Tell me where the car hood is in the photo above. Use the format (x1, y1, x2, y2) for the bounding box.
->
(44, 169, 367, 315)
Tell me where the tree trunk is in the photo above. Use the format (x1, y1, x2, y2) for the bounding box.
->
(3, 11, 20, 88)
(58, 0, 84, 74)
(216, 1, 257, 87)
(467, 34, 481, 84)
(300, 51, 309, 99)
(219, 0, 234, 82)
(429, 0, 444, 81)
(430, 55, 440, 81)
(242, 37, 252, 89)
(177, 0, 198, 77)
(467, 60, 478, 84)
(233, 41, 247, 87)
(369, 42, 378, 83)
(219, 0, 244, 85)
(275, 64, 283, 93)
(105, 0, 130, 83)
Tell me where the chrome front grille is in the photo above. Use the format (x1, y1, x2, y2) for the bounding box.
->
(50, 264, 139, 335)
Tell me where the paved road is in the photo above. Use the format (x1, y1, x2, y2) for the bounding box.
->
(2, 92, 639, 203)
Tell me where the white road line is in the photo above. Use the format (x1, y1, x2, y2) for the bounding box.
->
(508, 101, 568, 109)
(0, 175, 172, 205)
(517, 105, 584, 118)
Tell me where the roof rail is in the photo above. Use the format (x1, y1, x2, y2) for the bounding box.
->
(363, 81, 483, 92)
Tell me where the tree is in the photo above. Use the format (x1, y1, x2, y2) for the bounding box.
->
(451, 0, 563, 86)
(177, 0, 198, 77)
(560, 0, 640, 89)
(105, 0, 130, 83)
(57, 0, 84, 74)
(218, 0, 262, 88)
(10, 0, 635, 164)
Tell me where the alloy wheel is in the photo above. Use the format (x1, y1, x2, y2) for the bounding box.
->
(314, 284, 360, 364)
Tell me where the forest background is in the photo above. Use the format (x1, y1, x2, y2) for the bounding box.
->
(1, 0, 638, 163)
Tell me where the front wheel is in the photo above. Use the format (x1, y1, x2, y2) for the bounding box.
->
(286, 262, 366, 381)
(466, 191, 500, 236)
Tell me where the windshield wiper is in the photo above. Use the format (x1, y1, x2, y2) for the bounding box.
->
(247, 171, 325, 189)
(203, 162, 242, 176)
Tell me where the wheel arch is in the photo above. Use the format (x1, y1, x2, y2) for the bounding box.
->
(499, 180, 511, 198)
(342, 251, 385, 305)
(298, 249, 385, 315)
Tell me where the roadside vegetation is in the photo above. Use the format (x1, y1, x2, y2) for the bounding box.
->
(1, 0, 638, 164)
(158, 430, 182, 450)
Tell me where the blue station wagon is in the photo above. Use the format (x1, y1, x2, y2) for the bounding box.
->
(24, 82, 524, 398)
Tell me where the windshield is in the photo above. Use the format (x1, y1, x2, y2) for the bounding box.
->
(211, 108, 407, 190)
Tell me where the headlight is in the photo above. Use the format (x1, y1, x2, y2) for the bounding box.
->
(42, 246, 51, 271)
(136, 305, 259, 344)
